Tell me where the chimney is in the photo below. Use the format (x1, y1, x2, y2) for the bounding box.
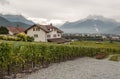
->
(50, 23, 52, 26)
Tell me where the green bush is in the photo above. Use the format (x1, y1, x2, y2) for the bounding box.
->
(0, 26, 9, 34)
(16, 33, 34, 42)
(16, 33, 27, 41)
(109, 55, 120, 61)
(26, 36, 34, 42)
(0, 35, 8, 40)
(0, 33, 34, 42)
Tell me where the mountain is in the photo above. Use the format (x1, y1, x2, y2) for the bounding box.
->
(0, 14, 35, 28)
(0, 16, 11, 25)
(0, 16, 30, 28)
(0, 14, 34, 25)
(12, 22, 31, 28)
(60, 15, 120, 34)
(109, 26, 120, 34)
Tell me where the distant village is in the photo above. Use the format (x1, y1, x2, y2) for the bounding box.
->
(63, 33, 120, 42)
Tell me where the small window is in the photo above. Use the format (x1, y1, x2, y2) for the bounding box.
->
(47, 35, 51, 38)
(34, 34, 38, 38)
(58, 34, 60, 37)
(53, 34, 56, 37)
(33, 27, 35, 31)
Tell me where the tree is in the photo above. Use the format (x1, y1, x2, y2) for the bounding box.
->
(26, 36, 34, 42)
(16, 32, 34, 42)
(16, 32, 28, 41)
(0, 26, 9, 34)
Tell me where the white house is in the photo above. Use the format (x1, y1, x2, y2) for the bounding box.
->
(25, 24, 68, 43)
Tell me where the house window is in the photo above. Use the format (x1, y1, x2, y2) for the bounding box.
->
(33, 27, 35, 31)
(47, 35, 51, 38)
(33, 27, 40, 31)
(34, 34, 38, 38)
(53, 34, 56, 37)
(58, 34, 60, 37)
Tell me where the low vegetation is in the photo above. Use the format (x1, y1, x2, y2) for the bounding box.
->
(0, 33, 34, 42)
(0, 41, 120, 78)
(0, 26, 9, 34)
(70, 41, 120, 49)
(109, 55, 120, 61)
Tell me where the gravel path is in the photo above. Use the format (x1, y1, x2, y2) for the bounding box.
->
(17, 57, 120, 79)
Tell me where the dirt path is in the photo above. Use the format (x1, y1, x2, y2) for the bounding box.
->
(16, 57, 120, 79)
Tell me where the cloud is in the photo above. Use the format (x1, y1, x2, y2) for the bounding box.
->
(27, 17, 64, 25)
(27, 17, 48, 24)
(0, 0, 9, 5)
(9, 0, 120, 21)
(1, 0, 120, 23)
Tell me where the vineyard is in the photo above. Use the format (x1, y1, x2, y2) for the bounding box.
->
(0, 41, 120, 79)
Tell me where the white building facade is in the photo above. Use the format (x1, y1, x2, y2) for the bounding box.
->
(25, 24, 63, 42)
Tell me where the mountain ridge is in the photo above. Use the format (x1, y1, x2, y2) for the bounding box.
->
(0, 14, 34, 28)
(60, 15, 120, 34)
(0, 14, 34, 25)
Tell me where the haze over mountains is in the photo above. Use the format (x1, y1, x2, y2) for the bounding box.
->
(60, 15, 120, 34)
(0, 14, 34, 28)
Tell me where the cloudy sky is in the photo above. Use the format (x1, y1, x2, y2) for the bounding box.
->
(0, 0, 120, 24)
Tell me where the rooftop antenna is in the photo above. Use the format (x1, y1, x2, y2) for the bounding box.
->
(50, 23, 53, 26)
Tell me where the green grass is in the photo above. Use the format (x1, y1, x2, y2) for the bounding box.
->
(70, 41, 120, 49)
(1, 40, 120, 49)
(109, 55, 120, 61)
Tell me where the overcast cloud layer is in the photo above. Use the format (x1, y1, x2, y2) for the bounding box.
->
(0, 0, 9, 5)
(0, 0, 120, 24)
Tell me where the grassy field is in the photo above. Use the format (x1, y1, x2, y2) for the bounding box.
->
(70, 41, 120, 49)
(1, 40, 120, 48)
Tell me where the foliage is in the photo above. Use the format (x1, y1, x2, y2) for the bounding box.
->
(16, 32, 28, 41)
(16, 32, 34, 42)
(109, 55, 120, 61)
(0, 41, 119, 78)
(26, 36, 34, 42)
(0, 33, 34, 42)
(70, 41, 120, 49)
(0, 26, 9, 34)
(0, 42, 12, 67)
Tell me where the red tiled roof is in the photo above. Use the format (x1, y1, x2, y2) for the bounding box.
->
(25, 24, 63, 33)
(7, 26, 26, 34)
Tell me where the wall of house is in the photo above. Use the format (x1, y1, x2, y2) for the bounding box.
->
(9, 31, 14, 35)
(47, 30, 62, 39)
(27, 28, 47, 42)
